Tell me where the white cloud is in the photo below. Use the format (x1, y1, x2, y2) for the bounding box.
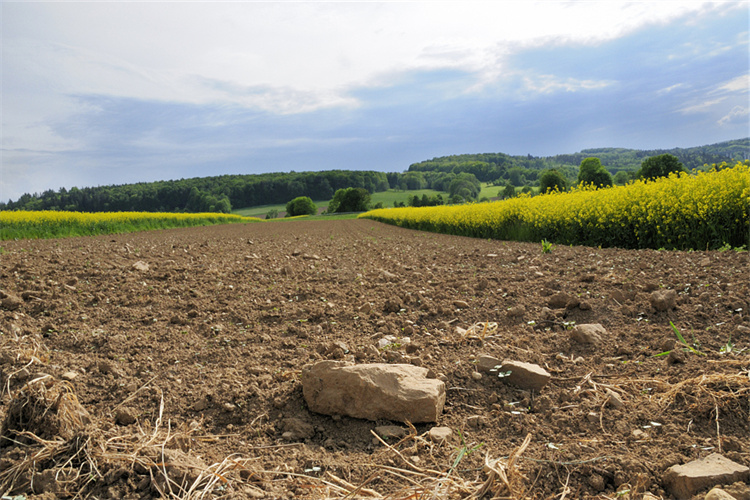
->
(718, 106, 749, 126)
(3, 1, 742, 114)
(716, 74, 750, 93)
(680, 98, 728, 114)
(522, 75, 615, 95)
(658, 83, 686, 94)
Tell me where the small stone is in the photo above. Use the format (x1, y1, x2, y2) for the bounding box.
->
(650, 289, 678, 311)
(476, 354, 502, 373)
(632, 429, 648, 440)
(667, 348, 686, 365)
(222, 402, 236, 412)
(375, 425, 406, 440)
(506, 305, 525, 317)
(61, 371, 79, 381)
(497, 359, 551, 391)
(279, 418, 315, 440)
(548, 292, 572, 309)
(471, 371, 482, 381)
(132, 261, 150, 272)
(466, 415, 488, 428)
(453, 300, 470, 309)
(587, 473, 606, 492)
(428, 426, 452, 443)
(605, 388, 624, 409)
(359, 302, 372, 314)
(115, 407, 137, 426)
(570, 324, 606, 344)
(193, 398, 210, 411)
(705, 488, 737, 500)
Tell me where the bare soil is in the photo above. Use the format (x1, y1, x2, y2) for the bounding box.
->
(0, 219, 748, 499)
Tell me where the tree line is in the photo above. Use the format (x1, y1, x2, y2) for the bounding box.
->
(2, 138, 745, 213)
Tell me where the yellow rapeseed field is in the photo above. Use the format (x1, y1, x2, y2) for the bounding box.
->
(361, 161, 750, 250)
(0, 210, 260, 240)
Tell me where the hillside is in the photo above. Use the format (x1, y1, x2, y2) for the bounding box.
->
(2, 138, 746, 213)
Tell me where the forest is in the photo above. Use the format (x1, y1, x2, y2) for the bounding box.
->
(2, 138, 746, 213)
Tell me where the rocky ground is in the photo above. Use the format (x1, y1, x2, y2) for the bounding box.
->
(0, 218, 748, 499)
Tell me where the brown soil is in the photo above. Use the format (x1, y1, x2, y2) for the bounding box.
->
(0, 219, 748, 499)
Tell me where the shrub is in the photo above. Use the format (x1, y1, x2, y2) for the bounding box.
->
(285, 196, 317, 217)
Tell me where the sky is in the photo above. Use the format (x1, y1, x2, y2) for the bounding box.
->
(1, 1, 749, 203)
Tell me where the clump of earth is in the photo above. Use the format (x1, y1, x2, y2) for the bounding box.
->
(0, 219, 747, 499)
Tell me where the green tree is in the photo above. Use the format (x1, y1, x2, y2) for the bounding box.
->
(638, 153, 686, 180)
(613, 171, 632, 185)
(577, 157, 613, 188)
(448, 173, 481, 200)
(328, 188, 371, 213)
(265, 208, 278, 219)
(285, 196, 317, 217)
(502, 182, 516, 199)
(539, 169, 568, 194)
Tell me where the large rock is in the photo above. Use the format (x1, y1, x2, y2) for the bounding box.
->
(663, 453, 750, 498)
(301, 361, 445, 423)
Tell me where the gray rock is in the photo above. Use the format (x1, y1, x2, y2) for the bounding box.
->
(663, 453, 750, 498)
(301, 361, 445, 423)
(496, 359, 551, 392)
(650, 289, 678, 311)
(428, 426, 452, 443)
(476, 354, 503, 373)
(570, 323, 607, 344)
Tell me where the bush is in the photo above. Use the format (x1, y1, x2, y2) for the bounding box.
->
(578, 158, 613, 188)
(502, 182, 516, 199)
(638, 154, 686, 180)
(285, 196, 317, 217)
(539, 169, 568, 194)
(328, 188, 371, 213)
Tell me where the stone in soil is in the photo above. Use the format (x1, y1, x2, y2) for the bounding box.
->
(496, 359, 551, 392)
(663, 453, 750, 498)
(301, 361, 446, 423)
(569, 323, 607, 344)
(650, 289, 678, 311)
(428, 426, 452, 443)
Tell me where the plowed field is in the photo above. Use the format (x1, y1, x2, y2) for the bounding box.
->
(0, 219, 748, 499)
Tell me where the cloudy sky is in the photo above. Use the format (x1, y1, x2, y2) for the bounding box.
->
(1, 1, 748, 203)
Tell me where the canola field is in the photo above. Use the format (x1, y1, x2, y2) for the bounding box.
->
(0, 210, 260, 240)
(361, 161, 750, 250)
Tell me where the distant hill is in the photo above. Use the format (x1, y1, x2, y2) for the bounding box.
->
(2, 138, 746, 213)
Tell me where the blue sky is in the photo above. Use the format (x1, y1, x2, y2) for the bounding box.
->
(1, 1, 748, 203)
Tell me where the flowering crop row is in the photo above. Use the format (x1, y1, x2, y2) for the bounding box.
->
(0, 211, 260, 240)
(361, 162, 750, 250)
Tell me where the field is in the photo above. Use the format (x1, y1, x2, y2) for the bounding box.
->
(0, 210, 259, 240)
(232, 189, 452, 218)
(0, 219, 748, 499)
(363, 163, 750, 251)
